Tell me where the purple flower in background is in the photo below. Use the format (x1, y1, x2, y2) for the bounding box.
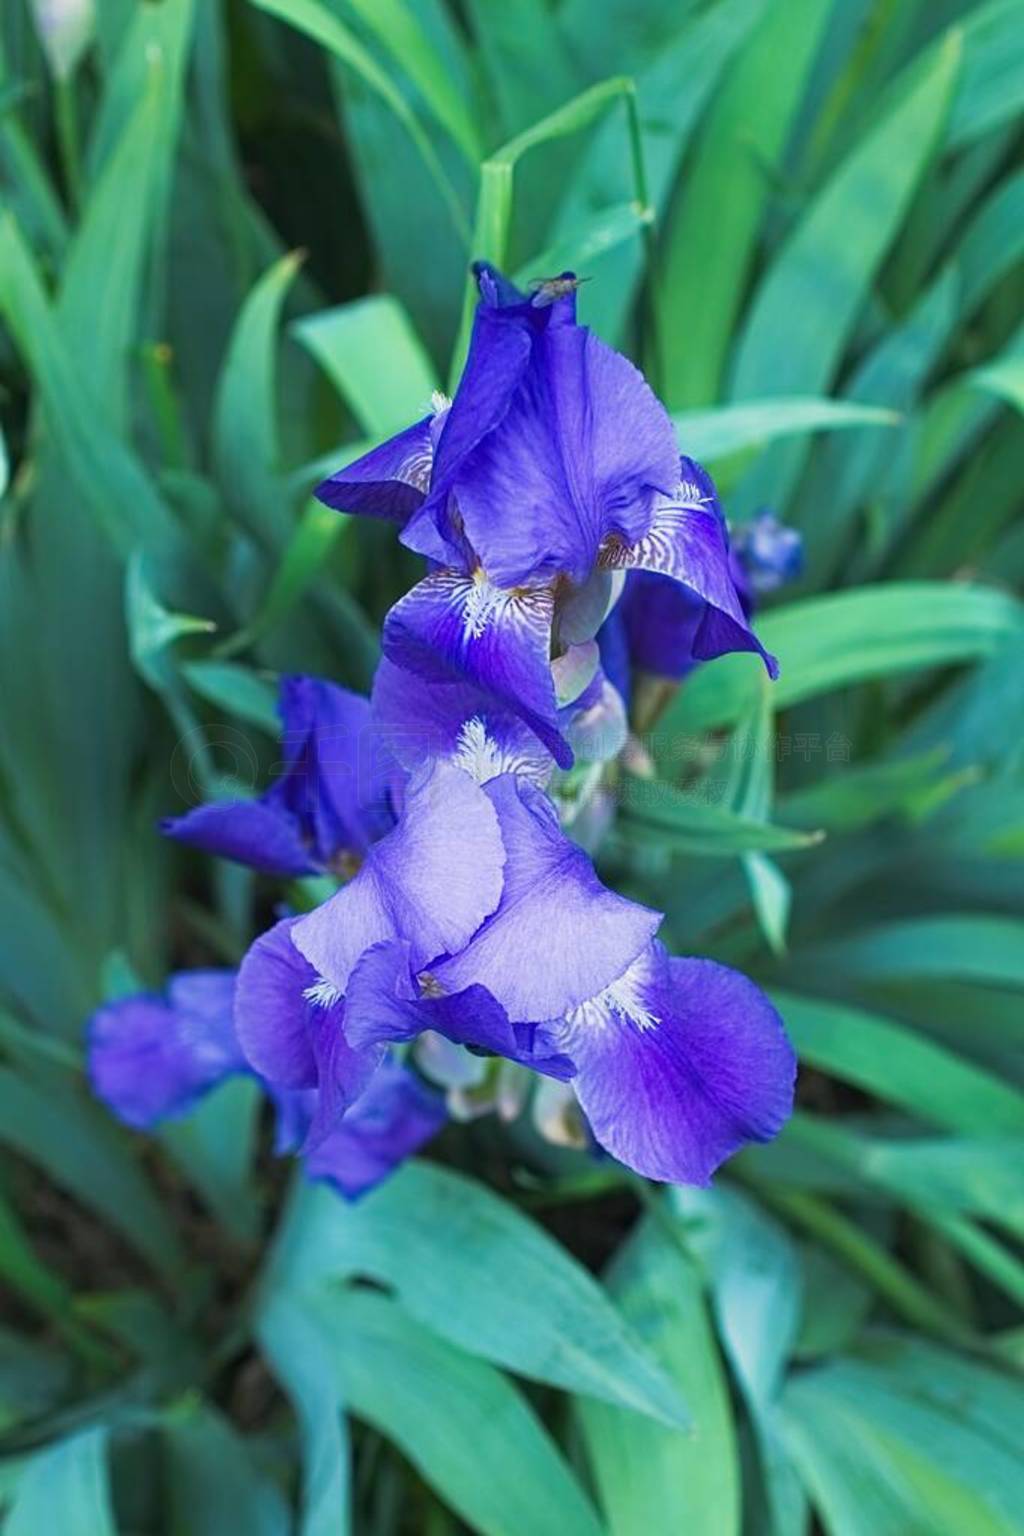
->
(236, 758, 794, 1185)
(731, 510, 803, 597)
(88, 963, 444, 1199)
(87, 971, 244, 1129)
(315, 265, 773, 767)
(600, 508, 803, 687)
(162, 676, 393, 877)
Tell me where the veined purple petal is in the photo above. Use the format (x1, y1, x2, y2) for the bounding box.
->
(342, 940, 575, 1079)
(234, 917, 322, 1088)
(315, 416, 434, 522)
(433, 775, 660, 1021)
(88, 969, 245, 1130)
(292, 762, 506, 992)
(234, 916, 383, 1143)
(161, 799, 319, 877)
(370, 656, 555, 787)
(383, 569, 570, 768)
(560, 943, 795, 1184)
(452, 324, 680, 589)
(599, 461, 778, 677)
(302, 1058, 446, 1200)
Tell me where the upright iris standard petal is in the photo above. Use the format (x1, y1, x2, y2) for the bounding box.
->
(88, 970, 246, 1130)
(558, 944, 796, 1185)
(370, 656, 556, 787)
(301, 1058, 447, 1200)
(599, 461, 778, 678)
(433, 775, 661, 1020)
(293, 761, 506, 991)
(382, 569, 569, 768)
(451, 324, 681, 588)
(315, 416, 434, 521)
(162, 675, 391, 876)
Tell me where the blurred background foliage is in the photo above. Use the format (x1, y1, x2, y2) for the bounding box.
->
(0, 0, 1023, 1531)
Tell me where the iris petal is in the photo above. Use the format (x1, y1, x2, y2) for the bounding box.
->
(316, 416, 434, 522)
(560, 943, 796, 1184)
(452, 324, 680, 588)
(293, 762, 506, 991)
(383, 569, 569, 768)
(599, 462, 778, 677)
(433, 775, 660, 1021)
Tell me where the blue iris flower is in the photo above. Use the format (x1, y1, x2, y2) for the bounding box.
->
(235, 760, 795, 1186)
(87, 969, 444, 1200)
(162, 675, 394, 877)
(90, 262, 798, 1194)
(315, 264, 775, 768)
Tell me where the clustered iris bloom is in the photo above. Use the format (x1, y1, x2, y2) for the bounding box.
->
(88, 264, 799, 1197)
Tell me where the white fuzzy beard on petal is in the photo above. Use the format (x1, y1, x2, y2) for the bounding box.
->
(302, 976, 343, 1008)
(451, 717, 508, 782)
(450, 716, 551, 787)
(565, 950, 661, 1037)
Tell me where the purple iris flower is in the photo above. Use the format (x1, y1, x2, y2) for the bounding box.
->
(314, 265, 773, 769)
(87, 971, 244, 1129)
(87, 965, 444, 1199)
(600, 509, 803, 688)
(162, 676, 393, 877)
(237, 758, 795, 1186)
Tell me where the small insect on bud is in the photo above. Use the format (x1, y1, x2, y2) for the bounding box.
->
(528, 273, 592, 308)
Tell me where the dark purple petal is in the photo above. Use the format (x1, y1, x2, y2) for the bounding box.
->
(595, 602, 632, 706)
(302, 1058, 446, 1199)
(303, 1002, 385, 1150)
(88, 969, 244, 1130)
(292, 762, 506, 992)
(342, 940, 575, 1079)
(401, 306, 533, 566)
(370, 656, 555, 787)
(620, 569, 706, 679)
(452, 324, 680, 589)
(269, 1087, 314, 1155)
(315, 416, 434, 522)
(383, 569, 570, 768)
(600, 466, 778, 678)
(433, 775, 660, 1021)
(274, 676, 394, 861)
(560, 944, 796, 1184)
(161, 799, 319, 877)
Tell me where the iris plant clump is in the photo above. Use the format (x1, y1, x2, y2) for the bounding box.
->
(90, 265, 801, 1196)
